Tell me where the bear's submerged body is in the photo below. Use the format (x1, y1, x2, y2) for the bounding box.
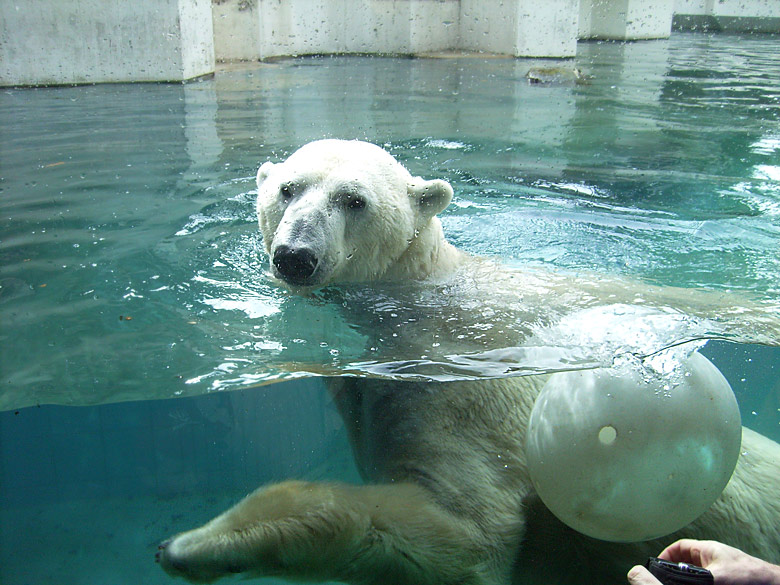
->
(157, 140, 780, 584)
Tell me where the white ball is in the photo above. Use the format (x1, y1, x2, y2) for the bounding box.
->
(525, 351, 741, 542)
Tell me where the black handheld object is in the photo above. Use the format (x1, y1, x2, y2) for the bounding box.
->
(646, 557, 714, 585)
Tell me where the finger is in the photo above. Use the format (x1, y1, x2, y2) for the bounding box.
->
(659, 539, 701, 565)
(628, 565, 662, 585)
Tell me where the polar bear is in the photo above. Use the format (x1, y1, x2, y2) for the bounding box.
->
(156, 140, 780, 584)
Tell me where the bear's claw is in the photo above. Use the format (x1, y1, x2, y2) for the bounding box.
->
(155, 539, 170, 563)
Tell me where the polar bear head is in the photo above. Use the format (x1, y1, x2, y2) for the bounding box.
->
(256, 140, 457, 291)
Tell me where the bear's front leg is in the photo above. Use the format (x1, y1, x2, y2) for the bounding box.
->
(156, 480, 496, 585)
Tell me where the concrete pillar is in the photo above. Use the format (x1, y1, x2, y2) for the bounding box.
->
(0, 0, 214, 86)
(460, 0, 579, 58)
(579, 0, 674, 40)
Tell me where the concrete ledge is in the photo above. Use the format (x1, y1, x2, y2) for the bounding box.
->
(254, 0, 460, 60)
(673, 14, 780, 33)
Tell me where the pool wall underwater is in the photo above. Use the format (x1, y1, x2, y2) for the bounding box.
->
(0, 378, 361, 585)
(1, 342, 777, 507)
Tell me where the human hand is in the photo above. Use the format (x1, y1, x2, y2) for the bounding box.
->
(627, 539, 780, 585)
(659, 539, 780, 585)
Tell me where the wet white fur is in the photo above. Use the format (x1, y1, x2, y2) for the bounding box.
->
(158, 140, 780, 585)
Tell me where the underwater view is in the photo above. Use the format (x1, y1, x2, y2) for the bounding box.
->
(1, 32, 779, 584)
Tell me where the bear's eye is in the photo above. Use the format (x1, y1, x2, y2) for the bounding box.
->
(279, 184, 294, 201)
(347, 195, 366, 211)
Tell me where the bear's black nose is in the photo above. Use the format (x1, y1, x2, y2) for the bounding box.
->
(273, 245, 319, 285)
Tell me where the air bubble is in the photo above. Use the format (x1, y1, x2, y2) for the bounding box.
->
(598, 425, 617, 446)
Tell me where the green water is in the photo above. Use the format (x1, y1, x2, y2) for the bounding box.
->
(0, 33, 779, 585)
(2, 34, 779, 410)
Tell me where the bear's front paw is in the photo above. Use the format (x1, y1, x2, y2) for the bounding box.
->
(157, 538, 189, 577)
(156, 531, 246, 583)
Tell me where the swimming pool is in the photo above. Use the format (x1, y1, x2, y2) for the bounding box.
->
(1, 33, 779, 584)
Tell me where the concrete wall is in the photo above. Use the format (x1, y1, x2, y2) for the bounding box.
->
(675, 0, 780, 18)
(213, 0, 262, 61)
(673, 0, 780, 32)
(580, 0, 675, 40)
(0, 0, 214, 86)
(216, 0, 581, 60)
(253, 0, 459, 60)
(3, 0, 780, 86)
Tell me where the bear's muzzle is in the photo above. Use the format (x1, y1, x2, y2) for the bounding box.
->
(273, 244, 320, 286)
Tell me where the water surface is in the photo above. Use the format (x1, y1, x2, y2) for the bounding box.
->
(1, 34, 779, 411)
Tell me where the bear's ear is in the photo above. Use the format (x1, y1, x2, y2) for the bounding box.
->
(256, 161, 276, 189)
(408, 178, 453, 219)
